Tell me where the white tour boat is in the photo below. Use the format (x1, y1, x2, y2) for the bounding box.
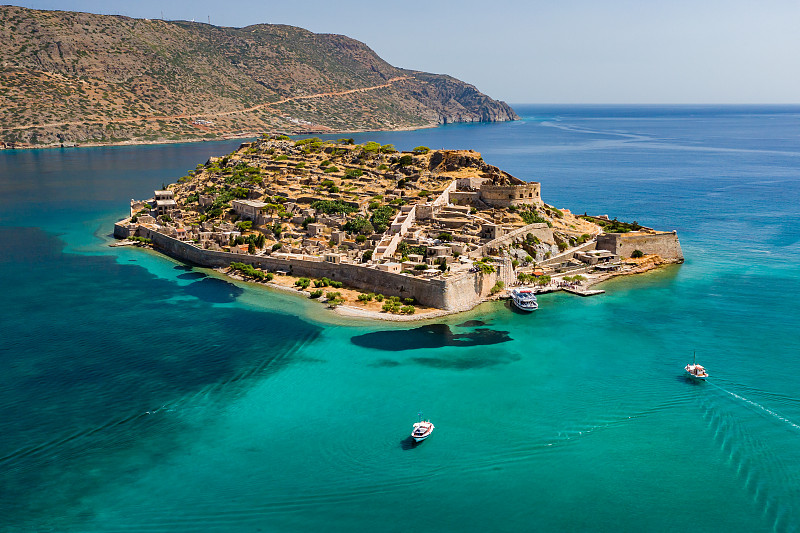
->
(411, 413, 434, 442)
(510, 288, 538, 312)
(685, 352, 708, 380)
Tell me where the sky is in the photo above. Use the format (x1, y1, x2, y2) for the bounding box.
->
(9, 0, 800, 104)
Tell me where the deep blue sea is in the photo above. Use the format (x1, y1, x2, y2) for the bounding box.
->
(2, 105, 800, 532)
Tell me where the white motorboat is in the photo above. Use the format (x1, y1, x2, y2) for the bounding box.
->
(411, 413, 434, 442)
(511, 288, 538, 312)
(685, 352, 708, 380)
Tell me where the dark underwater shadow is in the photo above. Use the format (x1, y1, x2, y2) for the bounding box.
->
(177, 272, 207, 280)
(455, 319, 487, 328)
(400, 436, 424, 450)
(184, 277, 244, 303)
(351, 323, 511, 351)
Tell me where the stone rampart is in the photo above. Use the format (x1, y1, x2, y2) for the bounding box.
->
(130, 227, 487, 310)
(470, 222, 553, 258)
(479, 182, 541, 208)
(596, 231, 684, 262)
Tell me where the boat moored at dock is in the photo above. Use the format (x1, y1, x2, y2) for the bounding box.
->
(510, 288, 538, 312)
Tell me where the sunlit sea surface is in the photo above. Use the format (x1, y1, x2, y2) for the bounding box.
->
(2, 105, 799, 532)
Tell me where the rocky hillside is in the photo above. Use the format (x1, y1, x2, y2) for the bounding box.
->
(0, 6, 518, 147)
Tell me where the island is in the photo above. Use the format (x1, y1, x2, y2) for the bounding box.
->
(114, 136, 683, 319)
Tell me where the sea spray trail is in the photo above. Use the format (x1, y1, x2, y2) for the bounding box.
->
(708, 381, 800, 432)
(697, 390, 800, 533)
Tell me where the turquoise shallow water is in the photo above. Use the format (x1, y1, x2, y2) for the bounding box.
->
(2, 106, 800, 532)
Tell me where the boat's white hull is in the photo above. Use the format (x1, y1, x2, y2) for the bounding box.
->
(685, 370, 707, 380)
(511, 300, 538, 312)
(411, 421, 434, 442)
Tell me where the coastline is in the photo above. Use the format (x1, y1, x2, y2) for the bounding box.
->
(0, 122, 440, 152)
(209, 254, 671, 323)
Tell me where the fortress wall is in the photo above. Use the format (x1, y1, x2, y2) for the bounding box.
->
(136, 228, 485, 310)
(441, 270, 498, 311)
(596, 232, 684, 262)
(470, 222, 553, 258)
(479, 182, 541, 208)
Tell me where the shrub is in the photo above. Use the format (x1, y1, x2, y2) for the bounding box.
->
(404, 298, 415, 304)
(413, 264, 427, 271)
(319, 160, 330, 168)
(520, 209, 550, 225)
(311, 200, 357, 215)
(362, 141, 382, 153)
(271, 243, 282, 252)
(294, 277, 311, 289)
(370, 205, 395, 232)
(525, 255, 534, 263)
(512, 259, 519, 268)
(558, 242, 568, 252)
(490, 280, 505, 295)
(314, 277, 330, 287)
(330, 281, 343, 288)
(396, 154, 413, 166)
(309, 289, 323, 299)
(400, 305, 416, 315)
(321, 179, 335, 187)
(631, 249, 644, 258)
(295, 137, 322, 146)
(382, 301, 402, 313)
(356, 234, 367, 243)
(412, 146, 430, 154)
(475, 261, 495, 274)
(357, 293, 373, 302)
(323, 166, 338, 173)
(377, 164, 389, 171)
(437, 232, 453, 242)
(344, 168, 363, 178)
(274, 154, 289, 161)
(343, 216, 374, 235)
(362, 250, 373, 262)
(375, 294, 385, 302)
(380, 144, 397, 153)
(236, 220, 252, 231)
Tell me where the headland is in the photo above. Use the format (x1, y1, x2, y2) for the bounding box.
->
(114, 136, 683, 320)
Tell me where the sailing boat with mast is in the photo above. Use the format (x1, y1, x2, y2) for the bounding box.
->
(684, 351, 708, 380)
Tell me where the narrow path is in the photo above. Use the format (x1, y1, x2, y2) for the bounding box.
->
(5, 75, 412, 131)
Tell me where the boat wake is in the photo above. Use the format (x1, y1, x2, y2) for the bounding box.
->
(708, 382, 800, 432)
(698, 383, 800, 531)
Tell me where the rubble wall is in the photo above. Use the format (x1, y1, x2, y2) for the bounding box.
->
(596, 232, 684, 262)
(134, 228, 487, 310)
